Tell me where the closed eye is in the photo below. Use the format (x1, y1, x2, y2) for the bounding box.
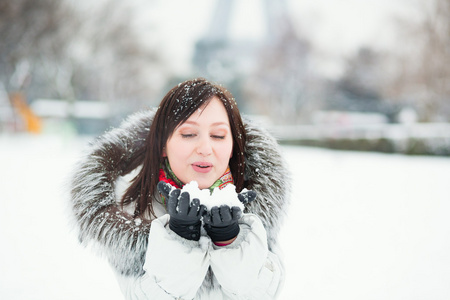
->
(181, 134, 196, 138)
(211, 135, 225, 140)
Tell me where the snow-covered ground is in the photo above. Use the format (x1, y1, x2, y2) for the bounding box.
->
(1, 134, 449, 299)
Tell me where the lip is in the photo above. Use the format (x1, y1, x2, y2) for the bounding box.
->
(192, 162, 213, 173)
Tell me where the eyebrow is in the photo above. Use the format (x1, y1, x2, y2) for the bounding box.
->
(182, 120, 230, 127)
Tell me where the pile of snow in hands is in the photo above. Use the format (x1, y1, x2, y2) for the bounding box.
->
(176, 181, 245, 211)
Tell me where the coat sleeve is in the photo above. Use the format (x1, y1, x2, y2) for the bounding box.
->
(209, 213, 284, 299)
(115, 215, 211, 299)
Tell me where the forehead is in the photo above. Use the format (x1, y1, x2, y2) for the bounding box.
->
(186, 97, 229, 124)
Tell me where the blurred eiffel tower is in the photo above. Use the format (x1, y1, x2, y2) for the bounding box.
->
(192, 0, 296, 108)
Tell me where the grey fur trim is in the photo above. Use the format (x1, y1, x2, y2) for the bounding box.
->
(70, 110, 155, 276)
(243, 119, 291, 250)
(69, 109, 291, 276)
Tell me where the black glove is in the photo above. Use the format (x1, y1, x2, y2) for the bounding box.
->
(203, 205, 242, 243)
(157, 181, 206, 241)
(157, 180, 173, 201)
(237, 190, 257, 205)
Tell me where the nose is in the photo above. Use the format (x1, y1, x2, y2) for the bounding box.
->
(196, 136, 212, 156)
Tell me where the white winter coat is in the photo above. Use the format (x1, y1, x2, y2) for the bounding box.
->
(70, 109, 291, 299)
(116, 213, 283, 299)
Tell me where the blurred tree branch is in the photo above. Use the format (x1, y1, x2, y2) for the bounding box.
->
(243, 16, 325, 124)
(0, 0, 76, 90)
(386, 0, 450, 121)
(0, 0, 165, 112)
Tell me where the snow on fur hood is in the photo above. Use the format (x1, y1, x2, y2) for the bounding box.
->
(69, 109, 291, 276)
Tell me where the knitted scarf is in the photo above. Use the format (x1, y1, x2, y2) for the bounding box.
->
(158, 159, 233, 203)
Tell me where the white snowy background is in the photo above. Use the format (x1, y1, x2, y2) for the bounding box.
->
(1, 134, 449, 299)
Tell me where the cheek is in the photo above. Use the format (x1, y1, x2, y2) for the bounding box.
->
(166, 138, 193, 162)
(164, 138, 179, 159)
(220, 141, 234, 161)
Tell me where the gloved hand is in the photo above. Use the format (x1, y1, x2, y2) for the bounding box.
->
(157, 181, 206, 241)
(237, 190, 257, 205)
(157, 180, 174, 201)
(203, 205, 242, 243)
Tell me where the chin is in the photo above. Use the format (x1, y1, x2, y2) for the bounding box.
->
(196, 179, 215, 190)
(197, 183, 211, 190)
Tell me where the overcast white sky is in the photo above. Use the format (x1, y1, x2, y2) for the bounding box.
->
(130, 0, 418, 77)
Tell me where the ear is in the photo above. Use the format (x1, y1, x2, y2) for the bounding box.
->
(162, 147, 167, 157)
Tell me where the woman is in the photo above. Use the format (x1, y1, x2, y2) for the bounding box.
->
(70, 78, 290, 299)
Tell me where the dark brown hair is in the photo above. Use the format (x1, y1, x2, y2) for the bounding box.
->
(122, 78, 247, 218)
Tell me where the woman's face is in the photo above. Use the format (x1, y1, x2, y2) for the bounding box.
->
(164, 96, 233, 189)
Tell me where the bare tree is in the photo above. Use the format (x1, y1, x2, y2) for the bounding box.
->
(386, 0, 450, 121)
(0, 0, 165, 112)
(338, 48, 385, 101)
(0, 0, 77, 92)
(244, 23, 324, 124)
(69, 1, 165, 108)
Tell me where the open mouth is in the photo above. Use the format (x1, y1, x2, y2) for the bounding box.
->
(192, 162, 212, 173)
(195, 164, 210, 168)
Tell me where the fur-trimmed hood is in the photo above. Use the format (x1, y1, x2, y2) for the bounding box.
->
(69, 109, 291, 276)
